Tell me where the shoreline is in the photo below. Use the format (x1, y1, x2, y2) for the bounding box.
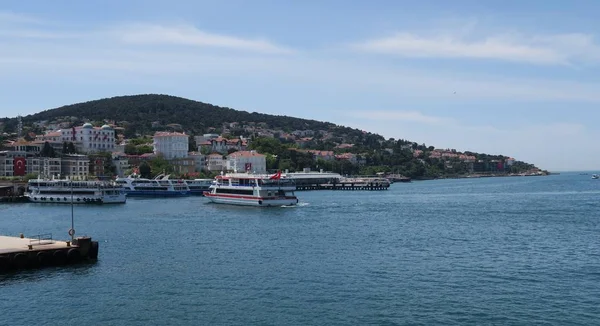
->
(412, 172, 552, 181)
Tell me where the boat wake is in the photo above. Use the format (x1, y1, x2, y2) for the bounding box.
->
(282, 202, 309, 208)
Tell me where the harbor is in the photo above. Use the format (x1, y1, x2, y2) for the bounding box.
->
(1, 174, 597, 325)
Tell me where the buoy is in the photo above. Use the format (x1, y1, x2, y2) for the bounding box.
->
(0, 255, 10, 270)
(89, 241, 99, 259)
(52, 250, 67, 265)
(37, 251, 51, 266)
(13, 253, 28, 269)
(67, 248, 81, 262)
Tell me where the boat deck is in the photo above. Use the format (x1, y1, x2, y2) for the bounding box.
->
(0, 235, 69, 255)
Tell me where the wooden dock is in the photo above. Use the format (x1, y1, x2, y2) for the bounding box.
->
(0, 234, 98, 272)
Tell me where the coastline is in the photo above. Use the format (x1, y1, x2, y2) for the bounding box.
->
(412, 172, 553, 181)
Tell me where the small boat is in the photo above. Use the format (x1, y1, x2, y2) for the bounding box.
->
(204, 171, 299, 207)
(26, 179, 126, 204)
(592, 174, 599, 179)
(184, 179, 213, 196)
(115, 174, 191, 197)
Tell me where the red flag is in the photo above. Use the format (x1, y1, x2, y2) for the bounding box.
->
(13, 157, 26, 176)
(269, 170, 281, 180)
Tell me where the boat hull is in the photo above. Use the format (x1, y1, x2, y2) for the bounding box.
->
(204, 193, 298, 207)
(26, 193, 126, 204)
(188, 188, 211, 196)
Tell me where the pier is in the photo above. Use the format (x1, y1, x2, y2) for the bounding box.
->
(0, 234, 98, 272)
(0, 180, 28, 203)
(285, 171, 391, 191)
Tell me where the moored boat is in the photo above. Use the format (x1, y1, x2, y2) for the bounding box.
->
(115, 174, 190, 197)
(184, 179, 213, 195)
(204, 171, 299, 206)
(26, 179, 126, 204)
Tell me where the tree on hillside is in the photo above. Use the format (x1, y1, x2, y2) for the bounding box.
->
(139, 161, 151, 178)
(40, 141, 56, 157)
(62, 141, 77, 154)
(149, 155, 173, 177)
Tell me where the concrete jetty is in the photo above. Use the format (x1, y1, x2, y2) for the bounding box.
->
(0, 234, 98, 272)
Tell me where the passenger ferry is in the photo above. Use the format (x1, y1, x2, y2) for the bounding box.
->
(184, 179, 213, 195)
(26, 179, 126, 204)
(115, 174, 191, 197)
(204, 171, 299, 206)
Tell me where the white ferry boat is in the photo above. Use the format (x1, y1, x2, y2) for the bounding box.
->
(184, 179, 213, 195)
(115, 174, 191, 197)
(26, 179, 126, 204)
(204, 171, 299, 207)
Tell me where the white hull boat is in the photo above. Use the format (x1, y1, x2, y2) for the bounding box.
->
(204, 171, 299, 207)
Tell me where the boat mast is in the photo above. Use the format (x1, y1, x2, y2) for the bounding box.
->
(70, 179, 75, 242)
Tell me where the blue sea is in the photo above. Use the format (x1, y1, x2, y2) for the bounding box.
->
(1, 173, 599, 325)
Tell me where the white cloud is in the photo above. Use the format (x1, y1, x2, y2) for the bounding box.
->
(352, 30, 600, 65)
(113, 23, 294, 54)
(0, 11, 43, 25)
(347, 110, 455, 125)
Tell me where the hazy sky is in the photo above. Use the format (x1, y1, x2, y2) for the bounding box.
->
(1, 0, 599, 171)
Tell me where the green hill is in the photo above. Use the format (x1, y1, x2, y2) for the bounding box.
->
(1, 94, 340, 137)
(0, 94, 543, 178)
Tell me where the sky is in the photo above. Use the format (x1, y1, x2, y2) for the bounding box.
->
(1, 0, 599, 171)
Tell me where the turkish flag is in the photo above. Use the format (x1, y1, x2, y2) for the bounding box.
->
(269, 170, 281, 180)
(13, 157, 26, 176)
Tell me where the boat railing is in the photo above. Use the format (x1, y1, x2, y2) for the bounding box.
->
(28, 233, 53, 245)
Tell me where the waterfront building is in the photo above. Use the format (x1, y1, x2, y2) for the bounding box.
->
(153, 132, 189, 159)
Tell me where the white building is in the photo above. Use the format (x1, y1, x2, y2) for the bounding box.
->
(207, 153, 226, 172)
(61, 154, 90, 178)
(112, 153, 130, 177)
(0, 154, 62, 178)
(226, 151, 267, 174)
(43, 123, 117, 153)
(189, 152, 207, 172)
(153, 132, 189, 159)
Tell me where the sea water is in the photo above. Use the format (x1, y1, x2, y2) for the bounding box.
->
(1, 173, 599, 325)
